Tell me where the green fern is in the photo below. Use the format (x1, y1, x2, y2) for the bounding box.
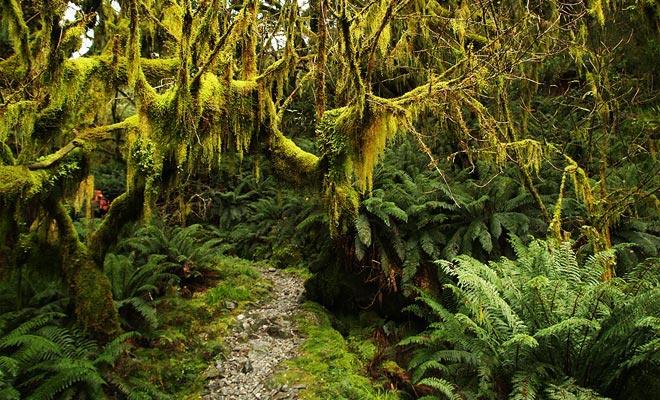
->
(104, 253, 179, 332)
(403, 237, 660, 399)
(0, 306, 165, 400)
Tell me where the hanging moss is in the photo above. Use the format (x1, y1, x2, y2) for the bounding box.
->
(493, 139, 545, 176)
(30, 57, 116, 147)
(323, 181, 359, 237)
(196, 73, 227, 168)
(73, 175, 94, 237)
(337, 103, 400, 193)
(314, 100, 403, 234)
(240, 0, 258, 80)
(0, 100, 37, 144)
(1, 0, 31, 68)
(228, 80, 258, 158)
(0, 143, 15, 165)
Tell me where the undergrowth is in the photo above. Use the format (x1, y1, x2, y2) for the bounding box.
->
(272, 302, 405, 400)
(114, 256, 271, 399)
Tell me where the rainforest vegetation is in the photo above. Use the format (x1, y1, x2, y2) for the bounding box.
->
(2, 0, 660, 398)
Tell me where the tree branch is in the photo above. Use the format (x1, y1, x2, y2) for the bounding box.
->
(28, 140, 83, 170)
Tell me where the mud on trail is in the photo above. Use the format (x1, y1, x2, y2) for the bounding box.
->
(202, 267, 306, 400)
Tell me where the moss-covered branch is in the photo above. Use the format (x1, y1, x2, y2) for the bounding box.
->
(269, 128, 320, 185)
(0, 0, 31, 70)
(0, 166, 49, 200)
(28, 141, 83, 170)
(313, 0, 328, 120)
(87, 187, 145, 266)
(28, 118, 135, 171)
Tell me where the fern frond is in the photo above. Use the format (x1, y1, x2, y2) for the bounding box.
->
(544, 379, 612, 400)
(411, 359, 450, 383)
(420, 231, 440, 258)
(533, 317, 600, 340)
(0, 387, 21, 400)
(0, 313, 65, 341)
(115, 298, 159, 330)
(355, 213, 372, 246)
(510, 371, 541, 400)
(416, 377, 461, 400)
(94, 331, 139, 368)
(0, 355, 20, 376)
(2, 334, 63, 363)
(25, 361, 105, 400)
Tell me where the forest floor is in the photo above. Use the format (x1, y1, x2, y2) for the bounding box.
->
(195, 263, 402, 400)
(201, 267, 307, 399)
(126, 256, 402, 399)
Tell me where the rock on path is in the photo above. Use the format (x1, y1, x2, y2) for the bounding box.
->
(202, 267, 306, 400)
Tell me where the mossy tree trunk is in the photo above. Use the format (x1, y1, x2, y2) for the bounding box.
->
(0, 160, 122, 339)
(50, 200, 121, 341)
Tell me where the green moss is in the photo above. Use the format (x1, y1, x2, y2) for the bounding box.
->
(272, 302, 401, 400)
(334, 103, 400, 193)
(113, 256, 271, 398)
(316, 108, 357, 234)
(69, 242, 122, 339)
(88, 188, 145, 265)
(28, 57, 115, 142)
(52, 201, 121, 341)
(315, 103, 402, 235)
(140, 58, 180, 82)
(228, 80, 258, 158)
(1, 0, 31, 67)
(196, 73, 228, 168)
(0, 100, 37, 144)
(270, 130, 320, 184)
(0, 55, 27, 82)
(0, 166, 47, 200)
(240, 1, 259, 80)
(323, 180, 359, 236)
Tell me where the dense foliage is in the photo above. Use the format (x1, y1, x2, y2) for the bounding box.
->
(402, 237, 660, 399)
(2, 0, 660, 398)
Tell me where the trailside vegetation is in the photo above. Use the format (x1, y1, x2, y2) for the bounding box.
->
(2, 0, 660, 398)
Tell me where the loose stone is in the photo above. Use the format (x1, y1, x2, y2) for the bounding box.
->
(202, 267, 305, 399)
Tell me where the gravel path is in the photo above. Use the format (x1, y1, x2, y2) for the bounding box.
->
(202, 267, 306, 400)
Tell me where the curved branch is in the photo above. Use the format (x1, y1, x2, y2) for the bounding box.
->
(139, 0, 180, 43)
(87, 187, 146, 265)
(269, 128, 320, 185)
(28, 140, 83, 170)
(28, 118, 136, 170)
(364, 0, 408, 86)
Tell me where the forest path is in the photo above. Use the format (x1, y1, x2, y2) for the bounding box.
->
(202, 267, 306, 400)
